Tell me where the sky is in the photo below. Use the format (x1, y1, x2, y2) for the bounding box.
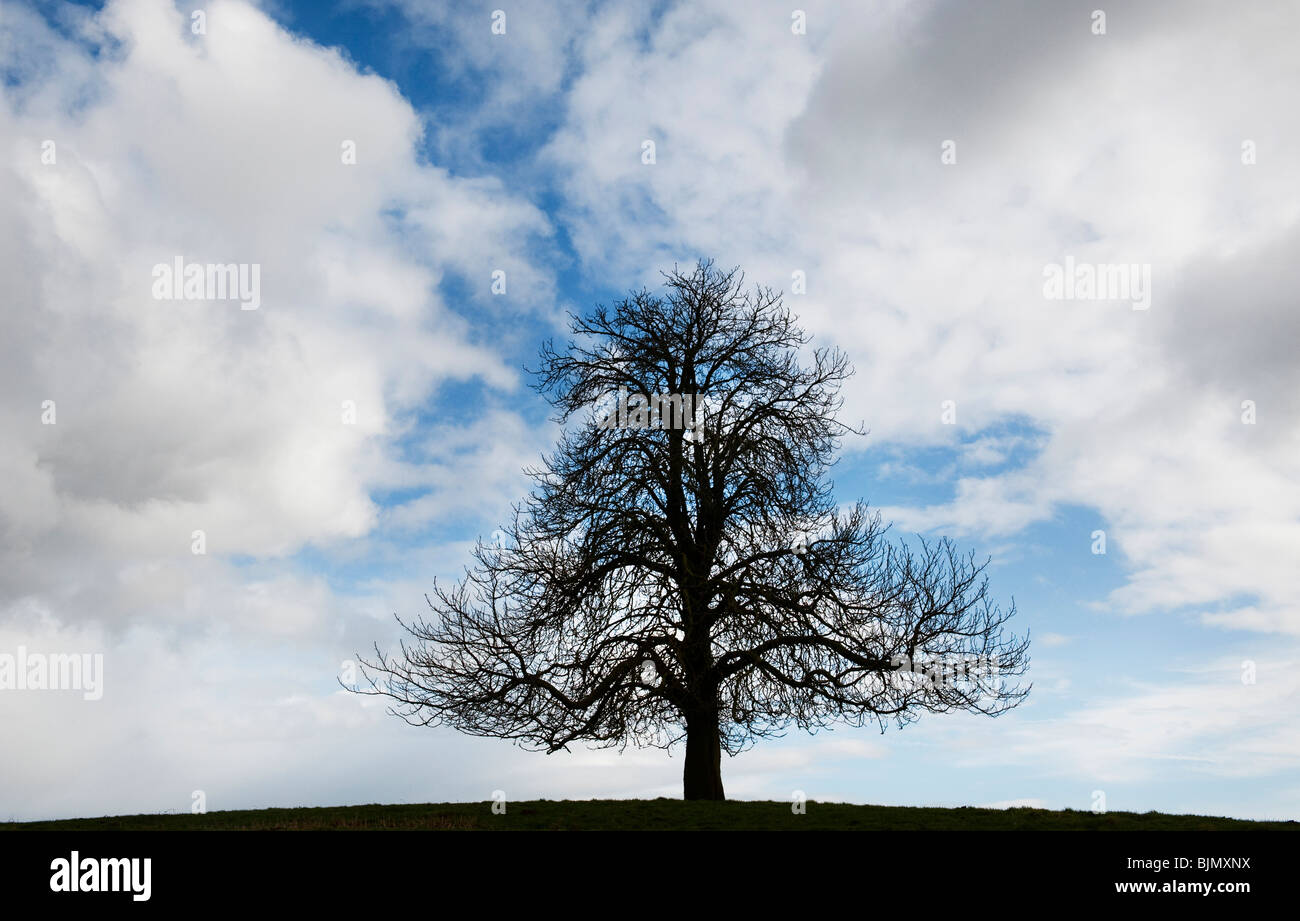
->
(1, 0, 1297, 822)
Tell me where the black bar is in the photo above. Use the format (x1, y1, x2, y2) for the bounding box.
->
(0, 829, 1290, 908)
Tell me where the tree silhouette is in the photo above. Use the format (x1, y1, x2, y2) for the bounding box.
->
(355, 261, 1029, 800)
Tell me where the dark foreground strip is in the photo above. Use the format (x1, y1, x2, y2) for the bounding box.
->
(0, 828, 1292, 909)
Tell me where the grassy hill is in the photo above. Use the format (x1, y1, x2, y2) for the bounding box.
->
(3, 799, 1295, 831)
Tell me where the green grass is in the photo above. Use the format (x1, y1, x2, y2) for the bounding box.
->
(2, 799, 1295, 831)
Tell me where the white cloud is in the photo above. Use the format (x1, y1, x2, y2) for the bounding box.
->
(1037, 633, 1074, 648)
(533, 0, 1300, 636)
(0, 0, 553, 631)
(946, 657, 1300, 786)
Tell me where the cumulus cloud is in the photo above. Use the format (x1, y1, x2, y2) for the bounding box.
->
(0, 0, 561, 819)
(526, 0, 1300, 636)
(0, 0, 551, 632)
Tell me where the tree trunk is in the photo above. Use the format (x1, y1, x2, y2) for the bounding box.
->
(683, 707, 725, 800)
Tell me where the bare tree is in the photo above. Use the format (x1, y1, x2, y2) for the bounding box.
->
(354, 260, 1029, 800)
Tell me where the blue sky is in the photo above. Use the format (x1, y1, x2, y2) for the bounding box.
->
(1, 0, 1297, 821)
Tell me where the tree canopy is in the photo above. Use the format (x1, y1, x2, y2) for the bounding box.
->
(355, 260, 1030, 799)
